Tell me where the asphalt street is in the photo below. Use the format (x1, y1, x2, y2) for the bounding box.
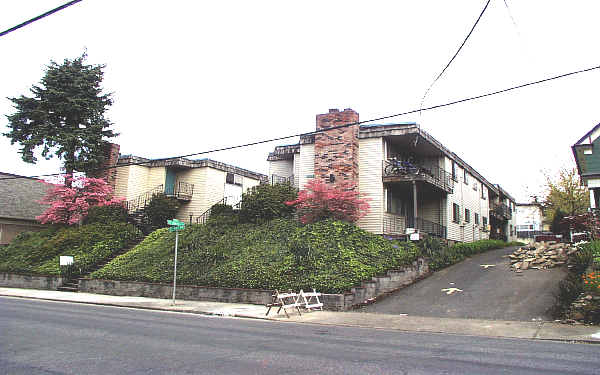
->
(362, 246, 566, 321)
(1, 297, 599, 374)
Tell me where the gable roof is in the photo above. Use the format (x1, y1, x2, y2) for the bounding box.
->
(574, 122, 600, 146)
(0, 172, 51, 221)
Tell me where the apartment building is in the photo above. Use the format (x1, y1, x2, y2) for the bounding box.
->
(268, 108, 517, 243)
(113, 154, 266, 224)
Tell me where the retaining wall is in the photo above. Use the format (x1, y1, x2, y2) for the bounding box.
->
(78, 258, 429, 311)
(0, 273, 63, 290)
(78, 279, 274, 305)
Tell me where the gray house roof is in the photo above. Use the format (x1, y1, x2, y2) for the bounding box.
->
(0, 172, 51, 221)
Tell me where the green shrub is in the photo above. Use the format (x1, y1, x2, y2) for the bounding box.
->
(84, 204, 128, 224)
(0, 223, 141, 277)
(238, 183, 297, 224)
(425, 239, 508, 271)
(142, 193, 180, 232)
(207, 203, 239, 227)
(92, 218, 419, 293)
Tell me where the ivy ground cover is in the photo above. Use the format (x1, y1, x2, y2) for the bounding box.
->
(91, 218, 420, 294)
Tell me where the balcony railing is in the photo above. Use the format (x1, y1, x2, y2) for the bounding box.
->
(407, 216, 447, 239)
(383, 213, 406, 235)
(383, 213, 447, 239)
(492, 203, 511, 220)
(382, 160, 454, 193)
(173, 181, 194, 200)
(270, 174, 295, 187)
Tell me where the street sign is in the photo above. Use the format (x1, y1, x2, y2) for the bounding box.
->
(167, 219, 185, 232)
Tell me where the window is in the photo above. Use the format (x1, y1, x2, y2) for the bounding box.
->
(473, 181, 478, 191)
(464, 208, 470, 223)
(481, 184, 486, 199)
(453, 203, 460, 223)
(510, 224, 513, 236)
(226, 173, 242, 186)
(451, 162, 457, 181)
(475, 213, 479, 225)
(483, 216, 488, 227)
(463, 169, 468, 184)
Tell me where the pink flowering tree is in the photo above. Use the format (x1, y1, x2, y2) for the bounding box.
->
(285, 179, 370, 224)
(36, 175, 125, 225)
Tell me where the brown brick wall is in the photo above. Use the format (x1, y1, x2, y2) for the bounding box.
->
(314, 108, 359, 185)
(92, 142, 120, 189)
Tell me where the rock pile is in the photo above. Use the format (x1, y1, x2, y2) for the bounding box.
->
(509, 242, 578, 271)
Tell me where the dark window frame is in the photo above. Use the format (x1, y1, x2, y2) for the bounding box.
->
(452, 203, 460, 223)
(465, 208, 470, 223)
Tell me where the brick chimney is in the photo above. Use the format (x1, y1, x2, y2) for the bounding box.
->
(314, 108, 359, 185)
(91, 142, 120, 189)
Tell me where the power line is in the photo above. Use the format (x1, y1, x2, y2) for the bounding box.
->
(419, 0, 492, 114)
(2, 63, 599, 181)
(0, 0, 83, 38)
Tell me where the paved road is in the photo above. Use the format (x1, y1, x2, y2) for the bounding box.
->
(362, 246, 567, 321)
(2, 297, 599, 374)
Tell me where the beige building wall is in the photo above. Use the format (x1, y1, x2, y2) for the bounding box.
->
(445, 157, 491, 242)
(114, 165, 153, 201)
(269, 160, 294, 180)
(148, 167, 166, 191)
(298, 144, 315, 189)
(357, 138, 384, 234)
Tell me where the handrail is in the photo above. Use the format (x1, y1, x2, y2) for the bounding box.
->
(270, 174, 294, 186)
(407, 216, 447, 239)
(125, 185, 164, 213)
(492, 203, 512, 220)
(195, 197, 228, 225)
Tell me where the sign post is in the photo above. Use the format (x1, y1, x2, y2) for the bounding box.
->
(167, 219, 185, 305)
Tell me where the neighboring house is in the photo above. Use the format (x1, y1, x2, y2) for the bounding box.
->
(113, 155, 267, 224)
(0, 172, 49, 245)
(572, 122, 600, 209)
(515, 202, 544, 240)
(267, 108, 517, 243)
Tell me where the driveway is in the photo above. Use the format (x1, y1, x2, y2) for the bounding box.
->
(361, 246, 567, 321)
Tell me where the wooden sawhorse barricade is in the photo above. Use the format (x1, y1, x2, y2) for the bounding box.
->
(265, 289, 323, 318)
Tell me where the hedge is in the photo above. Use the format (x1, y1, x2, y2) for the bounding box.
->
(92, 218, 419, 293)
(422, 238, 521, 272)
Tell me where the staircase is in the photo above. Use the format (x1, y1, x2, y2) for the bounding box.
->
(195, 197, 228, 225)
(57, 233, 143, 293)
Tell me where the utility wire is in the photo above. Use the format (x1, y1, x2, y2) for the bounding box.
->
(0, 0, 83, 38)
(2, 63, 599, 181)
(419, 0, 492, 115)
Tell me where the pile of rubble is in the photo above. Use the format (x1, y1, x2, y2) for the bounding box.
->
(509, 241, 579, 271)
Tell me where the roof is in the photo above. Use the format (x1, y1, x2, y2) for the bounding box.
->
(0, 172, 51, 221)
(574, 122, 600, 146)
(118, 155, 268, 181)
(572, 122, 600, 177)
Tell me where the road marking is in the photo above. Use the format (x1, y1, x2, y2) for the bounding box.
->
(480, 264, 496, 269)
(441, 288, 463, 295)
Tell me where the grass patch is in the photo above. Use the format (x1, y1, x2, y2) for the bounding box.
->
(92, 218, 419, 294)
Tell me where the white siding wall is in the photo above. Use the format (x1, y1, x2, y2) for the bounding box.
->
(445, 157, 490, 242)
(118, 165, 151, 201)
(149, 168, 166, 190)
(298, 144, 315, 189)
(357, 138, 384, 234)
(293, 153, 300, 187)
(268, 160, 294, 180)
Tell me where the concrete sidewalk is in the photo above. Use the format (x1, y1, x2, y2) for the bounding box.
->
(2, 287, 600, 343)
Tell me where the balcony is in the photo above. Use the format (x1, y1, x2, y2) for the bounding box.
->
(382, 159, 454, 194)
(491, 203, 511, 220)
(269, 174, 296, 187)
(383, 213, 446, 239)
(166, 181, 194, 201)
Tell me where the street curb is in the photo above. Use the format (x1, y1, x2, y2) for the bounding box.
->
(3, 293, 599, 344)
(0, 293, 277, 321)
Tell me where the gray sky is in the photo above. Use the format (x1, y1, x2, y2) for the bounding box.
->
(1, 1, 599, 202)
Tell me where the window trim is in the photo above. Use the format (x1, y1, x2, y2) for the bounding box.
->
(452, 203, 460, 223)
(464, 208, 470, 223)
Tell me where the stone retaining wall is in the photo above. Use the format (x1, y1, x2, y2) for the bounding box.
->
(322, 258, 430, 310)
(79, 258, 429, 311)
(78, 279, 274, 305)
(0, 273, 63, 290)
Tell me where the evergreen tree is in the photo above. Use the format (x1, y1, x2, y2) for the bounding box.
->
(4, 53, 116, 179)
